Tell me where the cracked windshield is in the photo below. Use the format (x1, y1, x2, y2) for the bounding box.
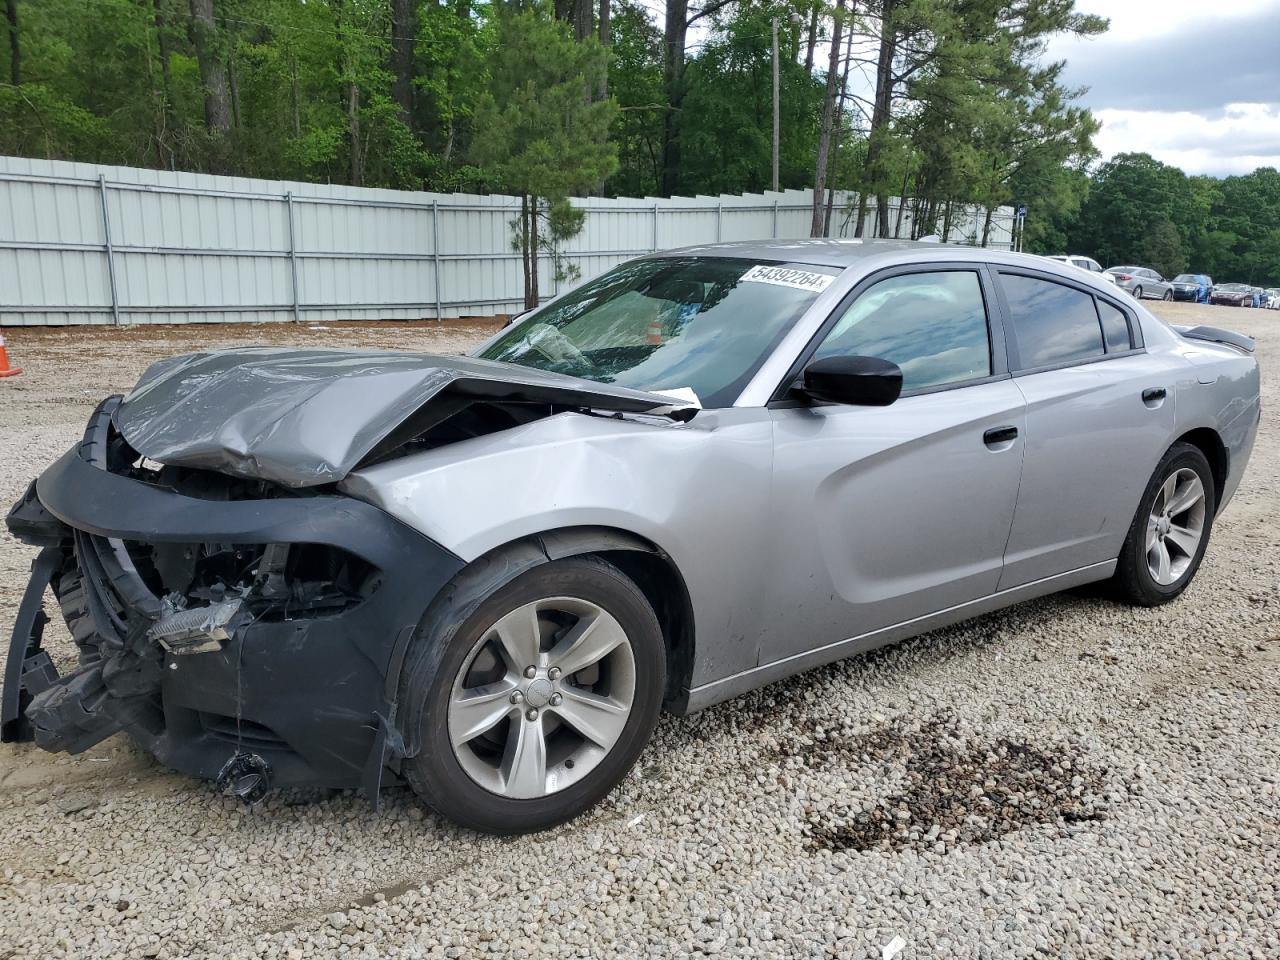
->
(478, 257, 838, 408)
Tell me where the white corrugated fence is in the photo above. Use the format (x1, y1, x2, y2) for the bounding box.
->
(0, 156, 1014, 326)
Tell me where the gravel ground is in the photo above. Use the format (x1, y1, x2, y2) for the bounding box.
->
(0, 303, 1276, 960)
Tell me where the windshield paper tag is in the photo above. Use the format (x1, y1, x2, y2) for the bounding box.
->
(740, 265, 834, 293)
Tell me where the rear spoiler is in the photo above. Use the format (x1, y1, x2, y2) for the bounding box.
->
(1173, 325, 1255, 353)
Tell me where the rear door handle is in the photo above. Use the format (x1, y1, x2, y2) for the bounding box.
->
(1142, 387, 1166, 403)
(983, 425, 1018, 446)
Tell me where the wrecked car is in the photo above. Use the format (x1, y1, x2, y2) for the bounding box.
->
(3, 241, 1261, 834)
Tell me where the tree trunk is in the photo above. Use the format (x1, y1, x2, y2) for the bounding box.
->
(854, 191, 868, 237)
(597, 0, 610, 98)
(189, 0, 232, 137)
(824, 27, 854, 236)
(153, 0, 176, 167)
(941, 199, 953, 241)
(771, 16, 779, 192)
(523, 194, 541, 309)
(227, 48, 241, 129)
(980, 205, 993, 247)
(660, 0, 688, 196)
(334, 0, 362, 186)
(556, 0, 592, 41)
(347, 81, 362, 186)
(5, 0, 18, 87)
(290, 53, 301, 137)
(810, 0, 847, 236)
(892, 170, 908, 238)
(803, 5, 818, 74)
(390, 0, 416, 128)
(863, 0, 896, 238)
(574, 0, 592, 42)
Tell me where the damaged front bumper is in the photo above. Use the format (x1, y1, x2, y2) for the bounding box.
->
(2, 398, 463, 804)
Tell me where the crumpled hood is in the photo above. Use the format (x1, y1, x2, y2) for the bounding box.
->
(114, 347, 679, 487)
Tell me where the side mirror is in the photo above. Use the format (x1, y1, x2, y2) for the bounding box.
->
(797, 356, 903, 407)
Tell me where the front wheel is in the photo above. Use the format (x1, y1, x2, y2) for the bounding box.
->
(399, 556, 665, 834)
(1111, 443, 1215, 606)
(1162, 289, 1173, 301)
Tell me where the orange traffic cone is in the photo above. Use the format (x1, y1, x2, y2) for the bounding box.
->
(0, 333, 23, 378)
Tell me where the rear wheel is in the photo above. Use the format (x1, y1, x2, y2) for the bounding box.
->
(400, 556, 665, 834)
(1111, 443, 1215, 606)
(1133, 285, 1144, 299)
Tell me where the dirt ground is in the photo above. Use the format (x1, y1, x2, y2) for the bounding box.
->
(0, 301, 1276, 959)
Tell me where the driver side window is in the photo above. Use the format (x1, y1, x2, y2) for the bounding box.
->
(813, 270, 992, 391)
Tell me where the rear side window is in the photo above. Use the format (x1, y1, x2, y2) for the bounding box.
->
(1001, 274, 1105, 368)
(1097, 300, 1132, 352)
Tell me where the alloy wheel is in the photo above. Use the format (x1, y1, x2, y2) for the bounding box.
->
(447, 597, 636, 799)
(1145, 468, 1206, 586)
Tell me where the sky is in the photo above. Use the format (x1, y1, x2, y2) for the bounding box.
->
(667, 0, 1280, 179)
(1047, 0, 1280, 177)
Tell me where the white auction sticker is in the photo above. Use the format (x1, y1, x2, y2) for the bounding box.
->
(740, 264, 835, 293)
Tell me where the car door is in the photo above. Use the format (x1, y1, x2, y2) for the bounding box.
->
(993, 268, 1177, 588)
(754, 265, 1027, 664)
(1145, 269, 1170, 298)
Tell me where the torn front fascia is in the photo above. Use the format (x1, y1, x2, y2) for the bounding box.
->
(4, 398, 466, 800)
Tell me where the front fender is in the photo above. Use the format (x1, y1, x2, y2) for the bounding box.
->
(340, 409, 777, 688)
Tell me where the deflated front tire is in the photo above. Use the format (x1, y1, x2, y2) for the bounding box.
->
(398, 556, 665, 834)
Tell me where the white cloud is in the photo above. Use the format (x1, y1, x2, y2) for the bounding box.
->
(1064, 0, 1274, 38)
(1093, 103, 1280, 175)
(1045, 2, 1280, 174)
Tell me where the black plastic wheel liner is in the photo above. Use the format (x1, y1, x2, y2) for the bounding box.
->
(8, 436, 465, 798)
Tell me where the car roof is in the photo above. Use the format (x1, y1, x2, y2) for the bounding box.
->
(647, 238, 1074, 271)
(647, 238, 934, 268)
(640, 239, 1139, 296)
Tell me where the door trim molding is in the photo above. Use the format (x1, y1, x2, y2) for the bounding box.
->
(680, 559, 1116, 713)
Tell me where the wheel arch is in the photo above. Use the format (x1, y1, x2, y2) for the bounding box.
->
(1174, 427, 1228, 509)
(394, 525, 697, 753)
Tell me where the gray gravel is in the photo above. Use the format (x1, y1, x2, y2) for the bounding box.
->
(1, 303, 1277, 959)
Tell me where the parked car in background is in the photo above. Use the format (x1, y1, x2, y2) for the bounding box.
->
(1171, 274, 1213, 303)
(1106, 266, 1173, 300)
(1046, 254, 1117, 284)
(1264, 288, 1280, 309)
(1210, 283, 1255, 307)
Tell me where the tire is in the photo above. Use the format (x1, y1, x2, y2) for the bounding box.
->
(1162, 290, 1173, 301)
(1111, 442, 1216, 607)
(399, 555, 665, 834)
(1133, 285, 1143, 299)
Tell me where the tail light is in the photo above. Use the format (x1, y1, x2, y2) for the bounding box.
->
(1115, 274, 1132, 281)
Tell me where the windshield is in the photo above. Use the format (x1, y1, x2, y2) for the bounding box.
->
(1173, 274, 1199, 282)
(1106, 266, 1139, 274)
(1219, 283, 1248, 292)
(478, 257, 838, 408)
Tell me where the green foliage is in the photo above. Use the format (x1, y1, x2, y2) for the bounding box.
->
(10, 0, 1272, 285)
(1067, 154, 1280, 285)
(676, 7, 823, 196)
(469, 7, 616, 305)
(470, 8, 617, 198)
(607, 0, 663, 196)
(1139, 217, 1187, 279)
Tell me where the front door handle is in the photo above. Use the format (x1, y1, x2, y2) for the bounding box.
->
(983, 425, 1018, 446)
(1142, 387, 1166, 405)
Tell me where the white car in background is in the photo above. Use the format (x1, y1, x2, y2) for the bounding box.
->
(1045, 255, 1117, 284)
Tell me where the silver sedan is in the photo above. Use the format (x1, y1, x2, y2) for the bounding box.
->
(4, 241, 1261, 834)
(1106, 265, 1174, 300)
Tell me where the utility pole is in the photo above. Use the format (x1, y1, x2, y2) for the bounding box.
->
(771, 16, 779, 192)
